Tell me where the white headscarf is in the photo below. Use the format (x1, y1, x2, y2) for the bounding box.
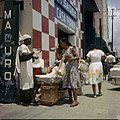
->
(21, 34, 31, 41)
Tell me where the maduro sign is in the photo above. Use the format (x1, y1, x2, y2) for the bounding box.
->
(3, 10, 13, 81)
(0, 0, 19, 102)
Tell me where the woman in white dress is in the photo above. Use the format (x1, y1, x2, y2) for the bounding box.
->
(86, 44, 106, 98)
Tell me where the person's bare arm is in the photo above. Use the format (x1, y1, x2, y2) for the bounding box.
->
(86, 56, 90, 64)
(55, 48, 63, 60)
(19, 52, 34, 62)
(71, 47, 80, 60)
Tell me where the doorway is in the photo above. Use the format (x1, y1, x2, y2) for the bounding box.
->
(58, 29, 68, 42)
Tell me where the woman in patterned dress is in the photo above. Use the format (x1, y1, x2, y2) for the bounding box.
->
(86, 44, 106, 98)
(58, 37, 81, 107)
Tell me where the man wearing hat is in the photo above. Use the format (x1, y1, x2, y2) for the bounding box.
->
(15, 34, 39, 106)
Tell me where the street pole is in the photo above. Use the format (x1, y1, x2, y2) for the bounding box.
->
(111, 9, 114, 51)
(110, 8, 120, 51)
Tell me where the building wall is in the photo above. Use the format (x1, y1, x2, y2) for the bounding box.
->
(94, 0, 103, 37)
(102, 0, 109, 43)
(19, 0, 33, 50)
(31, 0, 83, 67)
(94, 0, 109, 43)
(18, 0, 109, 66)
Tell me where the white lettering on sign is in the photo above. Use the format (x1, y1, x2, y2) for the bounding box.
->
(5, 46, 12, 56)
(57, 7, 66, 22)
(5, 34, 12, 43)
(3, 10, 13, 81)
(4, 72, 11, 81)
(55, 0, 77, 20)
(4, 59, 11, 68)
(4, 10, 11, 19)
(56, 6, 76, 31)
(63, 0, 76, 19)
(5, 21, 12, 30)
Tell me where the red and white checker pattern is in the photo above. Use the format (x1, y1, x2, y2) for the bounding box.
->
(32, 0, 83, 67)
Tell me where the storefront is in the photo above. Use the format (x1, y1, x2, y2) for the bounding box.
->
(55, 0, 77, 43)
(0, 0, 83, 103)
(32, 0, 83, 67)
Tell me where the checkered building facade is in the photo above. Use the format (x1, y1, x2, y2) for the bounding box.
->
(32, 0, 83, 67)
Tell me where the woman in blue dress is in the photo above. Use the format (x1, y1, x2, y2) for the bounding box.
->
(58, 37, 81, 107)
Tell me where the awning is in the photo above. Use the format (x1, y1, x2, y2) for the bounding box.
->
(84, 0, 99, 13)
(96, 36, 111, 53)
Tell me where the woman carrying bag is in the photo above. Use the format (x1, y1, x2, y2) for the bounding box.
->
(57, 37, 81, 107)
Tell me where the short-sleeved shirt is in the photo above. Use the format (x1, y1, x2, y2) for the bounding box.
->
(87, 49, 104, 63)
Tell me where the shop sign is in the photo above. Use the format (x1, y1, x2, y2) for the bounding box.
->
(55, 0, 77, 20)
(2, 10, 13, 81)
(0, 0, 19, 102)
(55, 3, 76, 31)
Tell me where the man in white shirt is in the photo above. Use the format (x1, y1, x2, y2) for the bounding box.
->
(15, 34, 40, 106)
(105, 52, 116, 64)
(105, 52, 116, 72)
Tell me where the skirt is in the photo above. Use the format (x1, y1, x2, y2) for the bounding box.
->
(88, 62, 103, 85)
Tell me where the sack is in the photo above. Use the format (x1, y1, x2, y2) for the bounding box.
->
(78, 60, 89, 72)
(57, 60, 66, 76)
(32, 58, 44, 68)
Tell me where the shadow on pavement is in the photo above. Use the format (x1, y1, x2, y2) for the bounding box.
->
(56, 97, 71, 106)
(108, 87, 120, 91)
(84, 93, 94, 98)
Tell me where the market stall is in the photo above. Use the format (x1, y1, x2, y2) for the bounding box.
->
(35, 75, 63, 105)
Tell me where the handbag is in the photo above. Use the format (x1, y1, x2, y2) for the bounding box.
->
(78, 59, 89, 72)
(57, 60, 66, 76)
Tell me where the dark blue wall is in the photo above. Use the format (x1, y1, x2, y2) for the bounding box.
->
(84, 12, 95, 55)
(0, 0, 19, 103)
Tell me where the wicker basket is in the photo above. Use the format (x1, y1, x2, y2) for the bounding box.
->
(78, 60, 89, 72)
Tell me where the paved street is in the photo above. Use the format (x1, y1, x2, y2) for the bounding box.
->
(0, 81, 120, 119)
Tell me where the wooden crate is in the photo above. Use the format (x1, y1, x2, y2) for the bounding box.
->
(40, 84, 59, 105)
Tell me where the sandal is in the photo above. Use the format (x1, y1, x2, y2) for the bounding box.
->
(98, 93, 103, 96)
(70, 101, 79, 107)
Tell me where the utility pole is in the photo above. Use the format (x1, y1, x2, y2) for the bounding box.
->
(109, 8, 120, 51)
(111, 8, 117, 51)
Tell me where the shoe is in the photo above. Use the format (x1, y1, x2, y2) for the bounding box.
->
(22, 103, 29, 107)
(98, 93, 103, 96)
(93, 95, 97, 98)
(67, 99, 73, 104)
(70, 101, 79, 107)
(30, 102, 39, 106)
